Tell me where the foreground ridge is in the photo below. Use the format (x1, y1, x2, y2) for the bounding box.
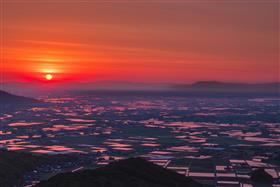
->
(37, 157, 208, 187)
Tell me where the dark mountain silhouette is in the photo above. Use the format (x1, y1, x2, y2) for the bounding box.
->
(174, 81, 280, 94)
(37, 158, 207, 187)
(191, 81, 279, 93)
(0, 90, 38, 105)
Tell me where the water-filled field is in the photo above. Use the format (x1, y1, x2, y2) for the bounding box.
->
(1, 94, 280, 186)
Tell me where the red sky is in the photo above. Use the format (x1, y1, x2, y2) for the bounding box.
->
(1, 0, 279, 83)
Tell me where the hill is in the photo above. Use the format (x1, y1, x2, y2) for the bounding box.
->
(0, 90, 38, 105)
(0, 150, 77, 187)
(37, 157, 207, 187)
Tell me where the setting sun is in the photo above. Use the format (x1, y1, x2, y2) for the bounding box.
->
(45, 74, 53, 81)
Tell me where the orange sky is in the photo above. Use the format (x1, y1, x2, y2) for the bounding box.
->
(1, 0, 279, 83)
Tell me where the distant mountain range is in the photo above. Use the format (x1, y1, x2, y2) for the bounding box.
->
(37, 157, 207, 187)
(174, 81, 280, 94)
(2, 81, 279, 96)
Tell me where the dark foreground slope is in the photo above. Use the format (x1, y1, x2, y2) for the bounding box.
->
(0, 150, 43, 186)
(0, 150, 77, 187)
(37, 158, 206, 187)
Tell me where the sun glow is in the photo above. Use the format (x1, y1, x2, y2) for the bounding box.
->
(45, 74, 53, 81)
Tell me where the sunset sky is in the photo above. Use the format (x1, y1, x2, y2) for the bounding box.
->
(2, 0, 279, 83)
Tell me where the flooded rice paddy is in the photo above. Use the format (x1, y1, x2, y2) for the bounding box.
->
(1, 95, 280, 186)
